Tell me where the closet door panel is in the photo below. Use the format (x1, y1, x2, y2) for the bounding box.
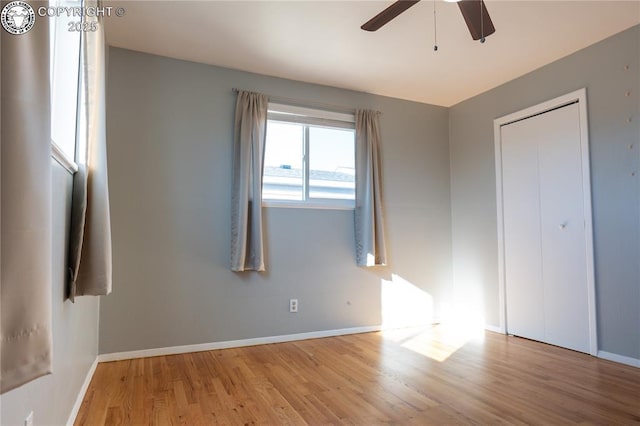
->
(537, 103, 590, 353)
(501, 120, 545, 342)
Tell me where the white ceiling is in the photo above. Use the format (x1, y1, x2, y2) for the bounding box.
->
(105, 1, 640, 107)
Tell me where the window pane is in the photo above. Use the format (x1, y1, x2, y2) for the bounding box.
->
(263, 121, 304, 200)
(309, 127, 355, 200)
(50, 0, 82, 159)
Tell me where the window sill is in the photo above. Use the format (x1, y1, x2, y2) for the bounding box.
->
(52, 142, 78, 174)
(263, 200, 355, 210)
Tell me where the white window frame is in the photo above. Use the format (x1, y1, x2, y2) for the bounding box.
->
(263, 103, 356, 210)
(52, 142, 78, 173)
(49, 0, 82, 174)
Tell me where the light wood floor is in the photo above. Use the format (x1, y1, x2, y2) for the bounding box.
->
(76, 326, 640, 425)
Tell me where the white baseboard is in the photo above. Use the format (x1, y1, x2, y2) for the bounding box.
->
(66, 356, 99, 426)
(98, 325, 384, 363)
(485, 324, 505, 334)
(598, 350, 640, 368)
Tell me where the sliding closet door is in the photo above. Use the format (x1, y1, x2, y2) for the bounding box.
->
(500, 102, 592, 354)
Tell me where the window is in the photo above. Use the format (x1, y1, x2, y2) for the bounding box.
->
(50, 0, 82, 172)
(263, 103, 355, 208)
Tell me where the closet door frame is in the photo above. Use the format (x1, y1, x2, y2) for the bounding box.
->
(493, 88, 597, 356)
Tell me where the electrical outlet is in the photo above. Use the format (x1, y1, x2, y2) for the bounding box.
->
(24, 411, 34, 426)
(289, 299, 298, 313)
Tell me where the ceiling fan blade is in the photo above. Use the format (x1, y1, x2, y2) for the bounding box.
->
(361, 0, 421, 32)
(457, 0, 496, 40)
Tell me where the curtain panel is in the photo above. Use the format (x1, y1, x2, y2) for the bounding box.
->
(1, 2, 53, 393)
(68, 0, 112, 300)
(230, 91, 268, 272)
(355, 110, 388, 266)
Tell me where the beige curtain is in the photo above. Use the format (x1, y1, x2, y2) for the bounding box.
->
(355, 110, 387, 266)
(230, 91, 268, 272)
(1, 2, 53, 393)
(68, 0, 112, 300)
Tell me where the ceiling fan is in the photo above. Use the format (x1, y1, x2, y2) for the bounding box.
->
(361, 0, 495, 42)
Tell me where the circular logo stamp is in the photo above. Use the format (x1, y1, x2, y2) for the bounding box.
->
(1, 1, 35, 35)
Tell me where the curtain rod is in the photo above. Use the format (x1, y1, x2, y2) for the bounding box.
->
(232, 87, 356, 115)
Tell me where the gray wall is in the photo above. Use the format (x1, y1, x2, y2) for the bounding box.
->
(0, 162, 100, 426)
(99, 48, 451, 354)
(449, 25, 640, 358)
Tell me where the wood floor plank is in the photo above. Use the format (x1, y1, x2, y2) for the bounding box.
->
(76, 327, 640, 425)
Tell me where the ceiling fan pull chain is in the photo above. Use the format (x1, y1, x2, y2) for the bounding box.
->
(480, 0, 486, 43)
(433, 0, 438, 51)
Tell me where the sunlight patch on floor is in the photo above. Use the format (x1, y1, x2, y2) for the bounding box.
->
(382, 322, 485, 362)
(380, 273, 487, 362)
